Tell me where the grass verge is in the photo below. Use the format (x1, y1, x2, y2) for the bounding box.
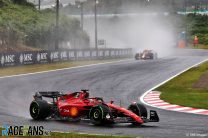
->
(156, 61, 208, 109)
(188, 44, 208, 49)
(0, 127, 133, 138)
(0, 59, 128, 77)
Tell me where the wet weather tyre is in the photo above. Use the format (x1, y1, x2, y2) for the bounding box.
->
(135, 53, 140, 60)
(30, 100, 51, 120)
(128, 103, 147, 125)
(89, 104, 111, 125)
(150, 54, 154, 59)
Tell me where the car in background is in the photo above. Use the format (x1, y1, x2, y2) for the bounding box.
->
(135, 50, 158, 60)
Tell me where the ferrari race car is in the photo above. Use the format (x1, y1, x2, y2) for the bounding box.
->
(135, 50, 158, 60)
(30, 90, 159, 125)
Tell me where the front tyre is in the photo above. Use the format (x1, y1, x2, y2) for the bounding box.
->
(30, 100, 51, 120)
(128, 103, 147, 125)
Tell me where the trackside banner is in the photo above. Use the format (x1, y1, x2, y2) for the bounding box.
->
(0, 48, 132, 67)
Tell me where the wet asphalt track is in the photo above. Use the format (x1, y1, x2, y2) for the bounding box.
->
(0, 49, 208, 138)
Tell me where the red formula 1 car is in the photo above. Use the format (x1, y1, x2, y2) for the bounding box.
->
(30, 90, 159, 125)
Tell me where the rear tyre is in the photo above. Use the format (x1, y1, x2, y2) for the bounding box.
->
(30, 100, 51, 120)
(128, 103, 147, 125)
(150, 53, 154, 59)
(89, 104, 112, 125)
(135, 53, 140, 60)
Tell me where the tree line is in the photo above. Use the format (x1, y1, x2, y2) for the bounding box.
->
(0, 0, 89, 51)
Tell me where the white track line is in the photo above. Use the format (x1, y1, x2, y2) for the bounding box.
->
(0, 59, 131, 79)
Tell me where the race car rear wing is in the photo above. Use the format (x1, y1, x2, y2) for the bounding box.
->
(34, 91, 64, 100)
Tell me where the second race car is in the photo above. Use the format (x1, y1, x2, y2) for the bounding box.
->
(135, 50, 158, 60)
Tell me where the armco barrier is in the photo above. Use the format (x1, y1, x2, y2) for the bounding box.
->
(0, 48, 132, 67)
